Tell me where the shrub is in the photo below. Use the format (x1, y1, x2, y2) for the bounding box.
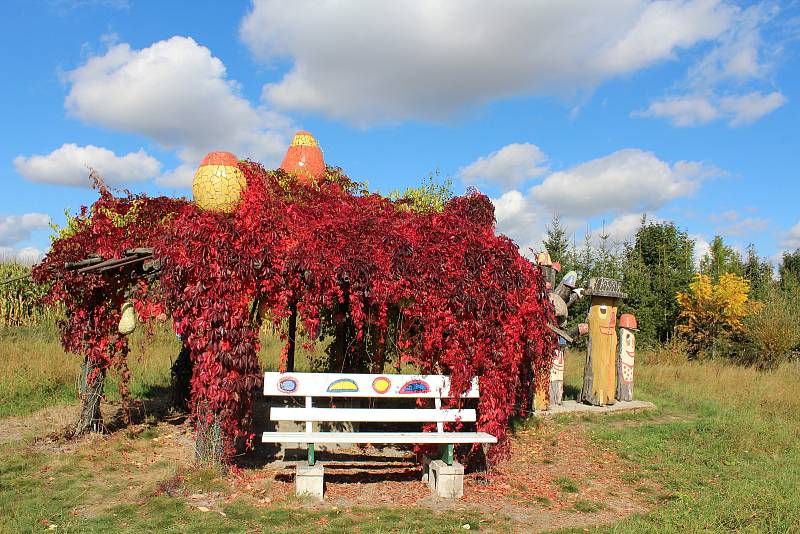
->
(741, 288, 800, 371)
(676, 273, 753, 359)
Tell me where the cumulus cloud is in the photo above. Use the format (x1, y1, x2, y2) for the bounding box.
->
(491, 190, 545, 253)
(64, 36, 294, 186)
(531, 149, 714, 218)
(484, 145, 717, 254)
(459, 143, 548, 189)
(783, 222, 800, 250)
(0, 213, 50, 248)
(241, 0, 734, 124)
(14, 143, 160, 187)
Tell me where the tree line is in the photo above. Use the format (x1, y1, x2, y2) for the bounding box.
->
(542, 214, 800, 370)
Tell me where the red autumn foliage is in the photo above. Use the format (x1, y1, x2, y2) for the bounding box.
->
(34, 164, 556, 463)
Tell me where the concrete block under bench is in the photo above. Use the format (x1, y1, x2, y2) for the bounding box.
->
(427, 459, 464, 498)
(296, 463, 324, 499)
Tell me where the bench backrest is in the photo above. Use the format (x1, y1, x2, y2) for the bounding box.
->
(263, 372, 479, 426)
(264, 372, 478, 399)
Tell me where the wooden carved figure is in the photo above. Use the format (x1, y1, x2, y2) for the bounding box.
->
(616, 314, 638, 402)
(549, 338, 566, 405)
(580, 278, 627, 406)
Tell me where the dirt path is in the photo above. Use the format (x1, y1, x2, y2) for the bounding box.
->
(0, 403, 78, 444)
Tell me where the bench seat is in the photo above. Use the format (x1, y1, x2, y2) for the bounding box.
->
(261, 431, 497, 444)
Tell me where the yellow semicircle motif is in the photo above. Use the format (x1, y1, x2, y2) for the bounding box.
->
(327, 378, 359, 392)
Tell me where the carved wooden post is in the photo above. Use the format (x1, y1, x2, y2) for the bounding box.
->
(548, 341, 565, 405)
(581, 278, 626, 406)
(616, 314, 638, 402)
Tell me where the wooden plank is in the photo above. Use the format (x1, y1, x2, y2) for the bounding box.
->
(434, 397, 444, 432)
(263, 372, 479, 399)
(305, 397, 312, 433)
(270, 407, 477, 423)
(261, 431, 497, 444)
(65, 256, 103, 270)
(124, 247, 154, 256)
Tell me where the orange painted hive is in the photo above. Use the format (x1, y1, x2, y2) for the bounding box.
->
(280, 131, 326, 184)
(192, 151, 247, 213)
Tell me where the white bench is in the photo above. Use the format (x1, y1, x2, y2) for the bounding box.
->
(262, 372, 497, 498)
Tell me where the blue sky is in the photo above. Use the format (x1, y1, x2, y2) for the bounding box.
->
(2, 0, 799, 266)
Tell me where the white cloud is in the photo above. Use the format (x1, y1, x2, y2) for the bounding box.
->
(14, 143, 160, 187)
(719, 91, 788, 126)
(691, 234, 712, 267)
(241, 0, 734, 125)
(64, 36, 294, 187)
(635, 90, 787, 127)
(637, 4, 786, 128)
(531, 149, 713, 217)
(783, 222, 800, 250)
(634, 95, 720, 126)
(597, 213, 650, 243)
(459, 143, 547, 189)
(0, 213, 50, 247)
(491, 190, 563, 258)
(688, 3, 776, 88)
(486, 146, 718, 254)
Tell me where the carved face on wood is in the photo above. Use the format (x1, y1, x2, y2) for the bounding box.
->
(589, 299, 618, 338)
(550, 348, 565, 381)
(587, 295, 619, 405)
(619, 328, 635, 384)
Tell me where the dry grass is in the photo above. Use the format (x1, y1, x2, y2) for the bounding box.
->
(0, 319, 328, 418)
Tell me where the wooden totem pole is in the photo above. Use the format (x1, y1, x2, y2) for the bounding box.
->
(535, 249, 585, 410)
(580, 278, 627, 406)
(616, 313, 637, 402)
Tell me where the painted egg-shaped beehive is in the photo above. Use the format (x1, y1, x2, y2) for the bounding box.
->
(279, 131, 325, 184)
(192, 151, 247, 213)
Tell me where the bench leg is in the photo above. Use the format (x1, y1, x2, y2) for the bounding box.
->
(421, 454, 432, 484)
(428, 459, 464, 498)
(296, 463, 324, 500)
(441, 444, 454, 466)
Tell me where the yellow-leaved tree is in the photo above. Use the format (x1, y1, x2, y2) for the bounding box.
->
(676, 273, 754, 358)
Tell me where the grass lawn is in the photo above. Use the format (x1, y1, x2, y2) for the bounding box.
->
(1, 324, 799, 532)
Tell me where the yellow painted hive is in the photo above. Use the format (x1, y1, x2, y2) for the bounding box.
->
(192, 151, 247, 213)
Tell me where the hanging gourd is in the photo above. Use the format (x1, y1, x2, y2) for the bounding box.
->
(280, 131, 326, 185)
(192, 151, 247, 213)
(118, 301, 136, 335)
